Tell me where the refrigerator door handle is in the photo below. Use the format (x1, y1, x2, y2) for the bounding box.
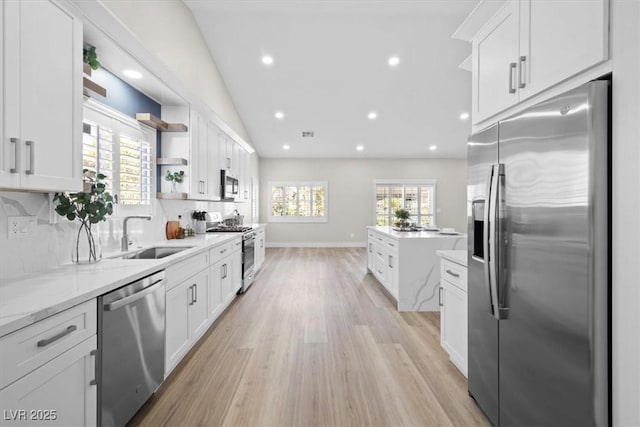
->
(488, 163, 505, 320)
(483, 165, 495, 316)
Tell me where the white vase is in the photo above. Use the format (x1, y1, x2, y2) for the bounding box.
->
(195, 220, 206, 234)
(72, 221, 102, 264)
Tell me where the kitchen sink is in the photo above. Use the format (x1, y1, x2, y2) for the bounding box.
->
(122, 246, 193, 260)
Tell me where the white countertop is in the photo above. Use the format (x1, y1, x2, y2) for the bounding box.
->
(436, 250, 467, 267)
(0, 226, 267, 338)
(368, 226, 467, 239)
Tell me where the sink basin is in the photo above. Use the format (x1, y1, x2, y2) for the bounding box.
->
(122, 246, 193, 260)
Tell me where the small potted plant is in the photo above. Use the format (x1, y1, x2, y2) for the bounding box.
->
(53, 171, 114, 263)
(165, 170, 185, 193)
(394, 208, 411, 230)
(192, 211, 207, 234)
(83, 45, 100, 71)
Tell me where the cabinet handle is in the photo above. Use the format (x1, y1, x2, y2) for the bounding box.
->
(37, 325, 77, 347)
(89, 349, 98, 386)
(508, 62, 517, 94)
(220, 248, 227, 254)
(25, 140, 34, 175)
(446, 269, 460, 278)
(388, 255, 393, 269)
(9, 137, 18, 173)
(518, 56, 526, 89)
(224, 264, 228, 279)
(377, 252, 382, 257)
(439, 287, 443, 307)
(194, 284, 198, 303)
(189, 285, 195, 305)
(369, 243, 372, 253)
(220, 265, 225, 279)
(388, 242, 395, 247)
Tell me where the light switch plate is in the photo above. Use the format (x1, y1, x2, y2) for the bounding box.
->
(8, 216, 37, 239)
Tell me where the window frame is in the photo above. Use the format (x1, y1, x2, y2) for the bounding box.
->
(83, 99, 156, 216)
(373, 179, 437, 227)
(268, 181, 329, 223)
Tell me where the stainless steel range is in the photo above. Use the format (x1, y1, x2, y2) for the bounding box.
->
(206, 225, 256, 293)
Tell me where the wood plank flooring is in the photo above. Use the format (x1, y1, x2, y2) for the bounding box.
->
(129, 248, 489, 427)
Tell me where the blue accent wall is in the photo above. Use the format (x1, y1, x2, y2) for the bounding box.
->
(90, 68, 161, 119)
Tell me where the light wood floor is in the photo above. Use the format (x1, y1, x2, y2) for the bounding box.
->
(129, 248, 489, 427)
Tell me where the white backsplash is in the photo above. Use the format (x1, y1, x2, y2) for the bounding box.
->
(0, 191, 252, 282)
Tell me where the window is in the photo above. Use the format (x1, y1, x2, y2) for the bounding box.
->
(82, 101, 155, 207)
(269, 181, 328, 222)
(374, 180, 436, 227)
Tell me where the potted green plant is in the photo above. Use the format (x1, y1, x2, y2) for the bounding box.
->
(192, 211, 207, 234)
(165, 170, 185, 193)
(83, 45, 100, 71)
(394, 208, 411, 230)
(53, 171, 114, 263)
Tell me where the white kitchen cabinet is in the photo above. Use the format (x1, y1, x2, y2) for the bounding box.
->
(439, 257, 468, 377)
(1, 0, 83, 192)
(189, 111, 209, 199)
(187, 269, 209, 341)
(208, 258, 224, 319)
(207, 121, 221, 200)
(367, 231, 399, 301)
(231, 243, 243, 294)
(471, 0, 608, 124)
(0, 336, 97, 427)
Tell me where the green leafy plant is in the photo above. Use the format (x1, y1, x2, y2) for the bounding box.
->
(53, 171, 113, 262)
(394, 208, 411, 228)
(165, 170, 185, 183)
(83, 46, 100, 71)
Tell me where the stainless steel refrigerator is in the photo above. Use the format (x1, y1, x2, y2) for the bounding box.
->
(467, 80, 610, 426)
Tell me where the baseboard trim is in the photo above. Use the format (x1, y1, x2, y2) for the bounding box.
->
(266, 242, 367, 248)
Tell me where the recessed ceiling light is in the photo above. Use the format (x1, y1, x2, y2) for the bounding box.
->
(274, 111, 284, 120)
(459, 112, 470, 120)
(262, 55, 274, 65)
(282, 144, 290, 150)
(356, 145, 364, 151)
(123, 69, 142, 79)
(388, 56, 400, 67)
(429, 145, 438, 151)
(368, 111, 378, 120)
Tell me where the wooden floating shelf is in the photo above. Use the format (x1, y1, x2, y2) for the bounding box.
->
(157, 192, 188, 200)
(83, 77, 107, 98)
(157, 157, 188, 166)
(136, 113, 188, 132)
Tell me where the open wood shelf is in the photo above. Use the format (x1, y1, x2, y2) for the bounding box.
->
(83, 63, 92, 76)
(83, 77, 107, 98)
(157, 157, 188, 166)
(157, 192, 188, 200)
(136, 113, 188, 132)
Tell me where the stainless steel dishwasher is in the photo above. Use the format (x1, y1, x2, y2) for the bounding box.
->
(98, 270, 166, 427)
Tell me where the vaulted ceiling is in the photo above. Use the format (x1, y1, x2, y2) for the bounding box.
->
(185, 1, 476, 158)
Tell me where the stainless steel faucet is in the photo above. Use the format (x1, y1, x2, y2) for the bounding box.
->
(121, 215, 152, 251)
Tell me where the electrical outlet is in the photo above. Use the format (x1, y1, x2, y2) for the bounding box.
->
(8, 216, 37, 240)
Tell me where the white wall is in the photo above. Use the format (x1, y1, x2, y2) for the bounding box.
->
(611, 1, 640, 425)
(259, 158, 467, 246)
(101, 0, 251, 144)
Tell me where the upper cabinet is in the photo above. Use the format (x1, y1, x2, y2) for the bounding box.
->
(470, 0, 608, 124)
(1, 0, 83, 192)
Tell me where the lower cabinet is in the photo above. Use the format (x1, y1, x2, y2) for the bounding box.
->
(0, 336, 97, 427)
(165, 268, 209, 375)
(255, 227, 266, 271)
(439, 257, 468, 377)
(367, 231, 398, 300)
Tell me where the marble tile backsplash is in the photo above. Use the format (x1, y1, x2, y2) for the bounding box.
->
(0, 191, 251, 282)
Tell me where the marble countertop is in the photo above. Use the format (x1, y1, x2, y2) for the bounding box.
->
(368, 226, 467, 240)
(436, 250, 467, 267)
(0, 228, 265, 338)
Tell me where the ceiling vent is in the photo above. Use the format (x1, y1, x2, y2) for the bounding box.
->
(302, 131, 314, 138)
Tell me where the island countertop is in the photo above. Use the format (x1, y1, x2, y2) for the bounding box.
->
(367, 226, 466, 239)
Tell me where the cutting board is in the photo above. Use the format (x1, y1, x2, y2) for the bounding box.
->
(166, 221, 180, 240)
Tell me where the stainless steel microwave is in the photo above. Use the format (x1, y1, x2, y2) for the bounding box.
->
(220, 169, 238, 200)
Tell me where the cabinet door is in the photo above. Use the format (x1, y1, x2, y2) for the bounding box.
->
(518, 0, 608, 99)
(209, 260, 224, 319)
(2, 0, 82, 192)
(442, 280, 468, 377)
(165, 280, 190, 375)
(218, 133, 230, 172)
(472, 0, 520, 124)
(197, 114, 209, 198)
(219, 257, 233, 304)
(0, 336, 97, 427)
(189, 111, 209, 199)
(187, 269, 209, 341)
(207, 121, 220, 199)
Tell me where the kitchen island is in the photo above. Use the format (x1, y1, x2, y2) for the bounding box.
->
(367, 226, 466, 311)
